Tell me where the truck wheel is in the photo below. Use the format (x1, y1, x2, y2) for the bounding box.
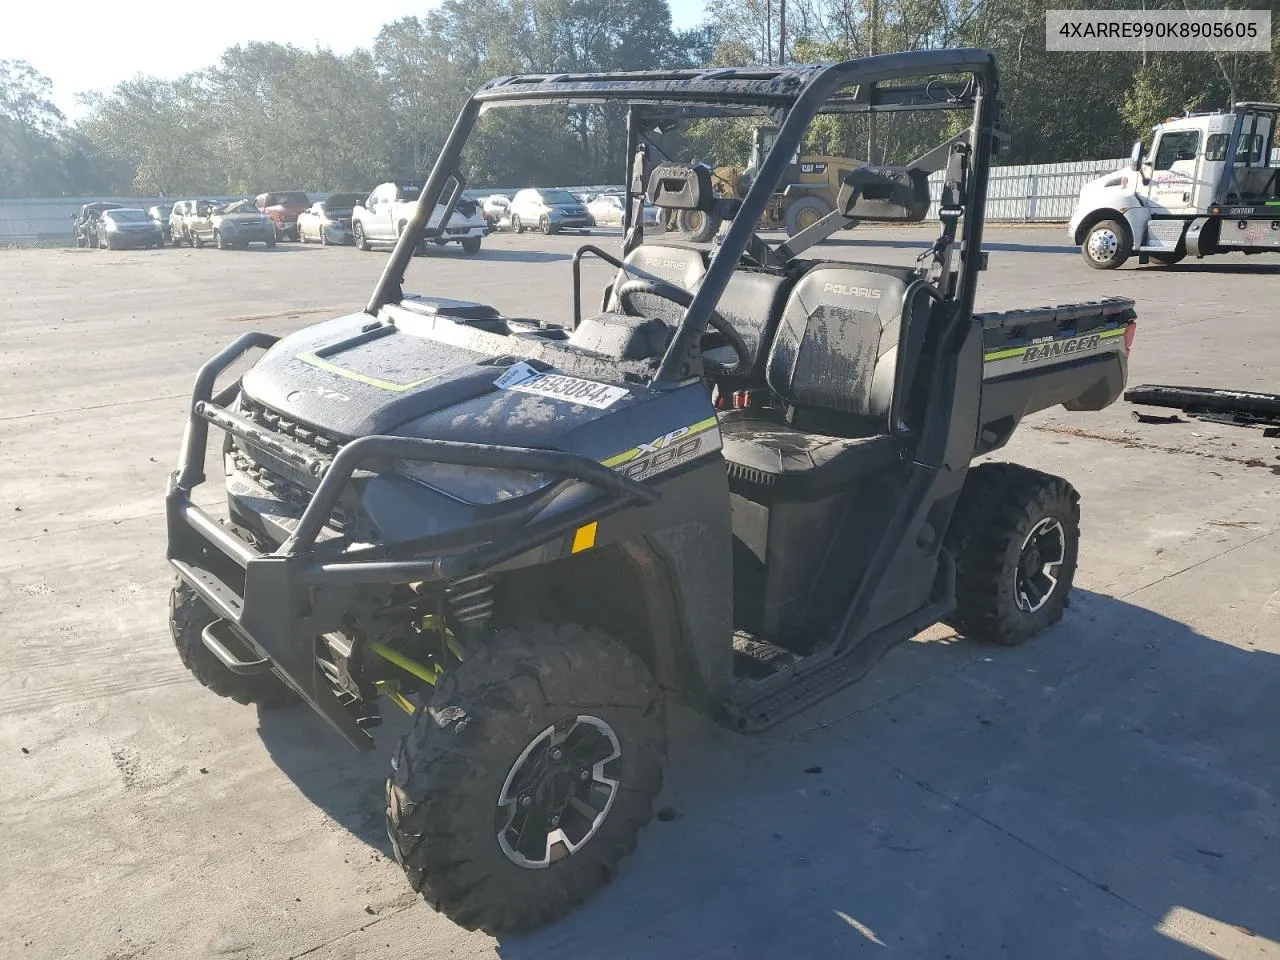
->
(460, 237, 481, 255)
(784, 196, 833, 237)
(169, 580, 298, 708)
(1081, 219, 1131, 269)
(353, 222, 370, 251)
(945, 463, 1080, 646)
(386, 622, 665, 934)
(675, 209, 720, 243)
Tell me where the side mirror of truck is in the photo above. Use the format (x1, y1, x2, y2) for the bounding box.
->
(1128, 140, 1144, 171)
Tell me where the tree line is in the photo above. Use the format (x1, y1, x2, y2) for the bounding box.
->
(1, 0, 1276, 198)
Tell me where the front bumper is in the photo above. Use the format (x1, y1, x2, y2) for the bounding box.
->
(551, 216, 594, 229)
(222, 226, 276, 244)
(166, 333, 657, 748)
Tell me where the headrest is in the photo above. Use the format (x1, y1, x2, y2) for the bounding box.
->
(646, 163, 715, 211)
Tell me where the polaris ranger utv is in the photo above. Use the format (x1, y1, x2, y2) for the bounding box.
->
(165, 50, 1135, 934)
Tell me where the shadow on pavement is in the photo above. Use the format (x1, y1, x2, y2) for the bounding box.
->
(421, 248, 572, 263)
(257, 589, 1279, 959)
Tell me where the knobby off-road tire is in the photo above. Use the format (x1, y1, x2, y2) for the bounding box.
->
(386, 623, 665, 934)
(169, 580, 298, 708)
(945, 463, 1080, 646)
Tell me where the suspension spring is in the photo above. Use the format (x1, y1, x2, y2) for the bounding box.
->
(446, 574, 494, 630)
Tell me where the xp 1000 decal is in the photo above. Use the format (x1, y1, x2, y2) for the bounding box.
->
(601, 417, 720, 481)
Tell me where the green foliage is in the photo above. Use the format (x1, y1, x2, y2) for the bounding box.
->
(0, 0, 1275, 198)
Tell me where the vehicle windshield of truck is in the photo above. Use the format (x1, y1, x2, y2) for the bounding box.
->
(275, 192, 309, 207)
(539, 189, 580, 205)
(105, 208, 149, 222)
(396, 183, 425, 202)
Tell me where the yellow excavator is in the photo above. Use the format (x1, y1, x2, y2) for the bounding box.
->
(668, 127, 868, 241)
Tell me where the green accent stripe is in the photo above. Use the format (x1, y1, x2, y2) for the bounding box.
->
(298, 352, 439, 392)
(600, 416, 720, 468)
(983, 326, 1127, 362)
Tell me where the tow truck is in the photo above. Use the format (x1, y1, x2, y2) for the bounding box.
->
(1069, 102, 1280, 268)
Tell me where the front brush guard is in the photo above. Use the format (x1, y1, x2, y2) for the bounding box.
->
(167, 332, 659, 749)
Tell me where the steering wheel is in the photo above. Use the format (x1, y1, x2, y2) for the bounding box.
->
(616, 277, 749, 376)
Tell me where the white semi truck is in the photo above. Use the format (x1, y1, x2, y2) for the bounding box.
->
(1069, 102, 1280, 269)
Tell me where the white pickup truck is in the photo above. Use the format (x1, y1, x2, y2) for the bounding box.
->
(1069, 102, 1279, 269)
(351, 180, 488, 255)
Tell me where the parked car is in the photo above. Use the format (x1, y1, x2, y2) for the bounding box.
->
(148, 204, 173, 243)
(72, 201, 122, 248)
(585, 192, 661, 228)
(185, 199, 276, 249)
(255, 190, 311, 241)
(95, 207, 164, 250)
(481, 194, 511, 227)
(508, 187, 594, 234)
(297, 192, 365, 245)
(350, 181, 488, 255)
(169, 200, 207, 247)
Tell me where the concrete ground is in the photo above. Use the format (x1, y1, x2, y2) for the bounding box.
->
(1, 226, 1278, 960)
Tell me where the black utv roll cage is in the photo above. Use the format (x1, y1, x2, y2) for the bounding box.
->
(368, 50, 1000, 384)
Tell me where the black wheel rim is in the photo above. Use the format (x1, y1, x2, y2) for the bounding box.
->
(496, 715, 621, 869)
(1014, 517, 1066, 613)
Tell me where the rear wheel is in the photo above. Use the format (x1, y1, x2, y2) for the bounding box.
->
(1081, 219, 1131, 269)
(461, 236, 481, 255)
(386, 622, 665, 934)
(675, 208, 720, 243)
(784, 196, 833, 237)
(945, 463, 1080, 646)
(169, 580, 298, 707)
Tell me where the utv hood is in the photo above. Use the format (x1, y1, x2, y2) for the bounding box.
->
(239, 311, 647, 450)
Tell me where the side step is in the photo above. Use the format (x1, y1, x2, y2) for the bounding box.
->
(727, 596, 953, 733)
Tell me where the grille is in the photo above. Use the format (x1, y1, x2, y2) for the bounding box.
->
(233, 399, 356, 533)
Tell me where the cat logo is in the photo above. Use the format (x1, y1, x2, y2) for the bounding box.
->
(801, 163, 827, 174)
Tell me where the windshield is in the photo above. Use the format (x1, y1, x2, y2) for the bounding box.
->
(223, 200, 257, 214)
(539, 189, 580, 205)
(106, 209, 148, 222)
(397, 183, 425, 202)
(274, 192, 309, 206)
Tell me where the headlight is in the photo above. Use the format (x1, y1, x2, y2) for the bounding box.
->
(396, 460, 553, 505)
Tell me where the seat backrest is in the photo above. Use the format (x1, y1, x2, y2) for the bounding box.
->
(716, 270, 792, 379)
(607, 243, 707, 324)
(766, 264, 917, 427)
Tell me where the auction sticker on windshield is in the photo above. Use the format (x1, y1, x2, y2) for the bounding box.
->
(495, 362, 629, 409)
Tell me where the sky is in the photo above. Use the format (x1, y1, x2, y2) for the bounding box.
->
(1, 0, 710, 119)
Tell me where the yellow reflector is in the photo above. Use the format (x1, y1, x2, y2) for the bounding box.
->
(571, 522, 598, 553)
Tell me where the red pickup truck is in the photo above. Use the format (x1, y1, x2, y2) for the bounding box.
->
(254, 190, 311, 241)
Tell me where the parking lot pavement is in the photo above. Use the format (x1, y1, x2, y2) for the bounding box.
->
(1, 229, 1277, 960)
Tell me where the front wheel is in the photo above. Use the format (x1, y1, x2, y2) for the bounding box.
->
(353, 222, 370, 251)
(945, 463, 1080, 646)
(460, 237, 481, 255)
(170, 581, 298, 707)
(1081, 219, 1131, 270)
(214, 230, 228, 250)
(539, 215, 556, 235)
(512, 214, 524, 234)
(386, 623, 665, 934)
